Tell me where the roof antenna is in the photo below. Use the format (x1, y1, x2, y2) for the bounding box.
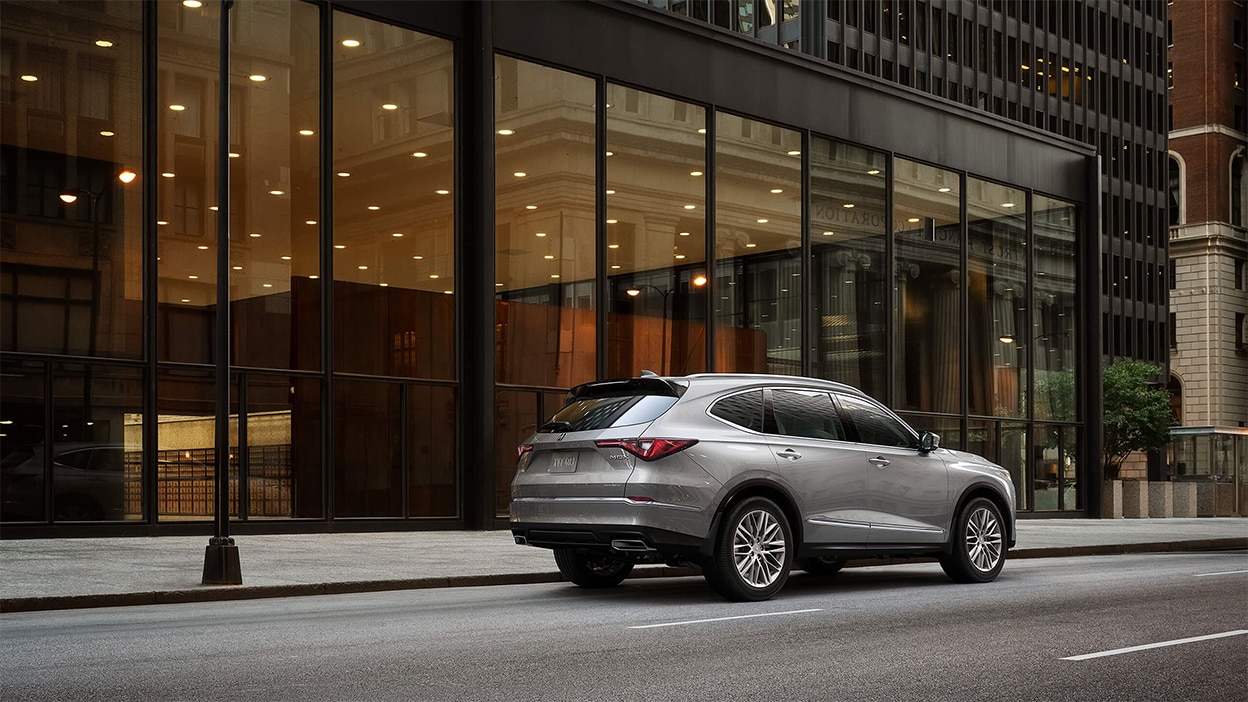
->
(640, 369, 659, 377)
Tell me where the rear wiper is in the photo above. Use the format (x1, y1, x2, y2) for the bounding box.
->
(538, 420, 573, 433)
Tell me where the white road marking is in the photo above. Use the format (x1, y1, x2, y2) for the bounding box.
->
(1061, 630, 1248, 661)
(1193, 569, 1248, 577)
(629, 608, 822, 630)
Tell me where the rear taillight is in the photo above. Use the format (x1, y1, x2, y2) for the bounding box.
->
(594, 438, 698, 462)
(516, 444, 533, 463)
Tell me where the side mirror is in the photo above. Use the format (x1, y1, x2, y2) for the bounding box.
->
(919, 431, 941, 453)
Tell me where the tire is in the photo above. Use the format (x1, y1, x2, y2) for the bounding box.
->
(703, 496, 793, 602)
(796, 556, 845, 576)
(553, 548, 634, 588)
(939, 497, 1006, 583)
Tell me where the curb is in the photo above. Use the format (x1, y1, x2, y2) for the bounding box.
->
(3, 539, 1244, 614)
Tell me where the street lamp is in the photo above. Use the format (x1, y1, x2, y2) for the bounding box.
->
(625, 275, 707, 375)
(60, 169, 137, 358)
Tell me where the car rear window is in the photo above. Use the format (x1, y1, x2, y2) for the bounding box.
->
(541, 394, 678, 432)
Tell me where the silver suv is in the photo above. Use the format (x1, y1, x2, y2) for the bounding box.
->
(510, 373, 1017, 601)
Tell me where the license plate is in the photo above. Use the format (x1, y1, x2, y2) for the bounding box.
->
(546, 452, 579, 474)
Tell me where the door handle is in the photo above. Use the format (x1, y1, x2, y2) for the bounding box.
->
(776, 448, 802, 461)
(868, 456, 890, 468)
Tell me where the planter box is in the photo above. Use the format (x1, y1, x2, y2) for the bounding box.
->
(1101, 480, 1124, 519)
(1121, 480, 1149, 518)
(1148, 482, 1174, 518)
(1172, 482, 1198, 517)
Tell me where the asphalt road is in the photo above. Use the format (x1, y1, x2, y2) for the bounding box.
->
(2, 551, 1245, 702)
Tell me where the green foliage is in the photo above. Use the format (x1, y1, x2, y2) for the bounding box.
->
(1032, 360, 1174, 479)
(1101, 359, 1174, 479)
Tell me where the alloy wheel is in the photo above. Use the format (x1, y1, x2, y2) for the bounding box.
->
(964, 505, 1003, 573)
(732, 509, 787, 588)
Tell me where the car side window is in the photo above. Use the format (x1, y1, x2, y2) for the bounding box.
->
(837, 394, 916, 448)
(709, 389, 764, 432)
(770, 389, 846, 441)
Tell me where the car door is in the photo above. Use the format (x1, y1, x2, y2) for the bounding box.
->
(765, 388, 871, 545)
(834, 393, 950, 545)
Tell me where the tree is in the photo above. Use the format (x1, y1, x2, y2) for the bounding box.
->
(1101, 359, 1174, 480)
(1033, 360, 1174, 480)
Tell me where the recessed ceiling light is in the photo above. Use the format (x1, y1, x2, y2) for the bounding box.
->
(197, 245, 209, 250)
(1002, 202, 1016, 208)
(367, 205, 380, 211)
(337, 172, 351, 178)
(263, 283, 273, 288)
(188, 275, 199, 279)
(269, 190, 284, 195)
(430, 274, 439, 279)
(745, 243, 757, 248)
(822, 231, 834, 236)
(770, 188, 783, 194)
(610, 265, 621, 269)
(757, 218, 769, 224)
(305, 220, 317, 225)
(392, 232, 404, 237)
(412, 255, 424, 260)
(249, 74, 268, 82)
(690, 171, 703, 177)
(436, 189, 450, 195)
(697, 128, 707, 134)
(525, 205, 538, 210)
(161, 172, 175, 178)
(249, 233, 262, 238)
(228, 152, 240, 158)
(341, 39, 361, 47)
(787, 150, 801, 156)
(497, 129, 515, 136)
(299, 129, 315, 136)
(180, 299, 190, 303)
(20, 75, 38, 82)
(606, 219, 618, 224)
(183, 0, 203, 7)
(358, 265, 368, 270)
(334, 245, 346, 249)
(412, 151, 428, 158)
(379, 283, 388, 288)
(684, 204, 696, 210)
(908, 217, 920, 223)
(843, 203, 855, 209)
(99, 130, 115, 137)
(157, 220, 169, 226)
(605, 151, 614, 157)
(381, 103, 398, 110)
(606, 190, 616, 195)
(675, 254, 686, 259)
(867, 169, 881, 175)
(281, 256, 292, 260)
(209, 206, 218, 211)
(233, 265, 243, 271)
(168, 104, 186, 111)
(679, 231, 690, 236)
(95, 40, 114, 48)
(544, 255, 555, 260)
(551, 274, 560, 279)
(938, 187, 952, 193)
(513, 172, 527, 177)
(535, 232, 547, 237)
(309, 275, 319, 279)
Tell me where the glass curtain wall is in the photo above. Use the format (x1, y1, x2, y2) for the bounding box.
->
(493, 58, 597, 516)
(893, 158, 962, 415)
(1, 2, 145, 524)
(1033, 194, 1079, 511)
(333, 13, 456, 518)
(606, 84, 708, 378)
(715, 113, 803, 373)
(810, 138, 888, 400)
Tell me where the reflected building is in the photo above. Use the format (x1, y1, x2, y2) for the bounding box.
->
(2, 0, 1158, 534)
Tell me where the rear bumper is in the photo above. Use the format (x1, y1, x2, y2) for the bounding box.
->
(510, 520, 704, 556)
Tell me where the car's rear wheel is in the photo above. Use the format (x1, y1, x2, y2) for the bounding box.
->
(704, 496, 792, 601)
(796, 556, 845, 576)
(553, 548, 634, 588)
(939, 497, 1006, 583)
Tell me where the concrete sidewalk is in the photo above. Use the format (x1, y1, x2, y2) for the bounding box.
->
(2, 519, 1245, 613)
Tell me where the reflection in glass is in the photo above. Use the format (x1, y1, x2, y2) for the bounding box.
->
(334, 14, 454, 379)
(715, 113, 802, 373)
(409, 384, 456, 518)
(246, 374, 322, 519)
(0, 359, 46, 522)
(894, 158, 962, 414)
(157, 0, 220, 364)
(811, 138, 887, 400)
(607, 85, 708, 377)
(899, 413, 963, 451)
(334, 379, 400, 517)
(968, 178, 1027, 418)
(494, 59, 596, 387)
(2, 1, 143, 359)
(157, 369, 239, 520)
(1034, 423, 1078, 511)
(966, 420, 1028, 510)
(230, 1, 321, 371)
(1033, 195, 1078, 423)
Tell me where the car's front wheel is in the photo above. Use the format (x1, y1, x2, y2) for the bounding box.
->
(553, 548, 634, 588)
(939, 497, 1006, 583)
(704, 496, 793, 601)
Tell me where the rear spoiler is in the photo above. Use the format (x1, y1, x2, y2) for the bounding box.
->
(566, 373, 688, 403)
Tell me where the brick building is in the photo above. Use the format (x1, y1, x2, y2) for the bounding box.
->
(1167, 0, 1248, 483)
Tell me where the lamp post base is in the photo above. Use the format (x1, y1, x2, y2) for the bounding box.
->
(201, 536, 242, 585)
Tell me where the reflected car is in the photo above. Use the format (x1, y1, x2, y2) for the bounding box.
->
(511, 373, 1017, 601)
(1, 443, 132, 522)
